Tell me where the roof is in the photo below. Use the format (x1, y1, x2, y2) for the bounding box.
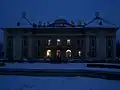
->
(83, 14, 118, 28)
(47, 19, 74, 27)
(3, 27, 117, 35)
(2, 16, 119, 30)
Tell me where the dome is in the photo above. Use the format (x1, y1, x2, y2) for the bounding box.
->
(54, 19, 68, 24)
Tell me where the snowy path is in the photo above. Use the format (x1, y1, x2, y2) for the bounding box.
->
(1, 63, 120, 72)
(0, 75, 120, 90)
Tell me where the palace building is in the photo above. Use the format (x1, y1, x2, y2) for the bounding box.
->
(2, 16, 118, 61)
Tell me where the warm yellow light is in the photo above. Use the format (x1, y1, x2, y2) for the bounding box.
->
(56, 50, 61, 57)
(46, 50, 51, 57)
(66, 49, 71, 53)
(66, 49, 72, 57)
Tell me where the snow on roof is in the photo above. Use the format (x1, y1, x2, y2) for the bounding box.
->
(47, 19, 74, 27)
(54, 19, 68, 24)
(83, 15, 118, 28)
(84, 20, 117, 28)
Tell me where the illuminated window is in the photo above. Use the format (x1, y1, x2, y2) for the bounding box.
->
(46, 50, 51, 57)
(57, 39, 60, 45)
(66, 49, 72, 58)
(67, 39, 71, 45)
(78, 51, 81, 56)
(48, 39, 51, 45)
(56, 50, 61, 57)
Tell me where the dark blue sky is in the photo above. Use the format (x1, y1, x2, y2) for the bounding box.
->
(0, 0, 120, 42)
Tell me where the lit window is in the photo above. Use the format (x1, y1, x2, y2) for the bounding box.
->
(56, 50, 61, 57)
(46, 50, 51, 57)
(67, 39, 71, 45)
(57, 39, 60, 45)
(66, 49, 72, 58)
(48, 39, 51, 45)
(78, 51, 81, 56)
(57, 39, 60, 42)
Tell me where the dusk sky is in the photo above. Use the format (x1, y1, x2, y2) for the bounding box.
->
(0, 0, 120, 42)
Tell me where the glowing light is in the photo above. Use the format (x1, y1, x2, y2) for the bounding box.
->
(78, 51, 81, 56)
(66, 50, 71, 53)
(66, 49, 72, 57)
(57, 39, 60, 42)
(48, 39, 51, 45)
(67, 39, 71, 45)
(56, 50, 61, 57)
(48, 39, 51, 42)
(46, 50, 51, 57)
(67, 39, 70, 42)
(57, 39, 60, 45)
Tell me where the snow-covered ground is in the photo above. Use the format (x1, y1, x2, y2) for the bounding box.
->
(0, 75, 120, 90)
(1, 63, 120, 72)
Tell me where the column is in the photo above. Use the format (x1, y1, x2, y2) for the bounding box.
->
(42, 38, 46, 58)
(28, 35, 33, 59)
(85, 35, 89, 59)
(99, 34, 106, 60)
(40, 38, 43, 58)
(13, 33, 22, 60)
(113, 36, 116, 60)
(3, 31, 7, 60)
(96, 34, 100, 60)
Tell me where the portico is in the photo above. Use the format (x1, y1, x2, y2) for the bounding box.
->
(3, 19, 117, 61)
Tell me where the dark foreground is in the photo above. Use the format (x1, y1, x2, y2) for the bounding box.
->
(0, 68, 120, 81)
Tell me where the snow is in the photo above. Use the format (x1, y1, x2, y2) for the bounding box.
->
(1, 63, 86, 69)
(1, 63, 120, 72)
(0, 75, 120, 90)
(88, 63, 120, 65)
(85, 18, 117, 28)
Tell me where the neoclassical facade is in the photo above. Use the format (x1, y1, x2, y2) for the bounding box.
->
(3, 19, 117, 61)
